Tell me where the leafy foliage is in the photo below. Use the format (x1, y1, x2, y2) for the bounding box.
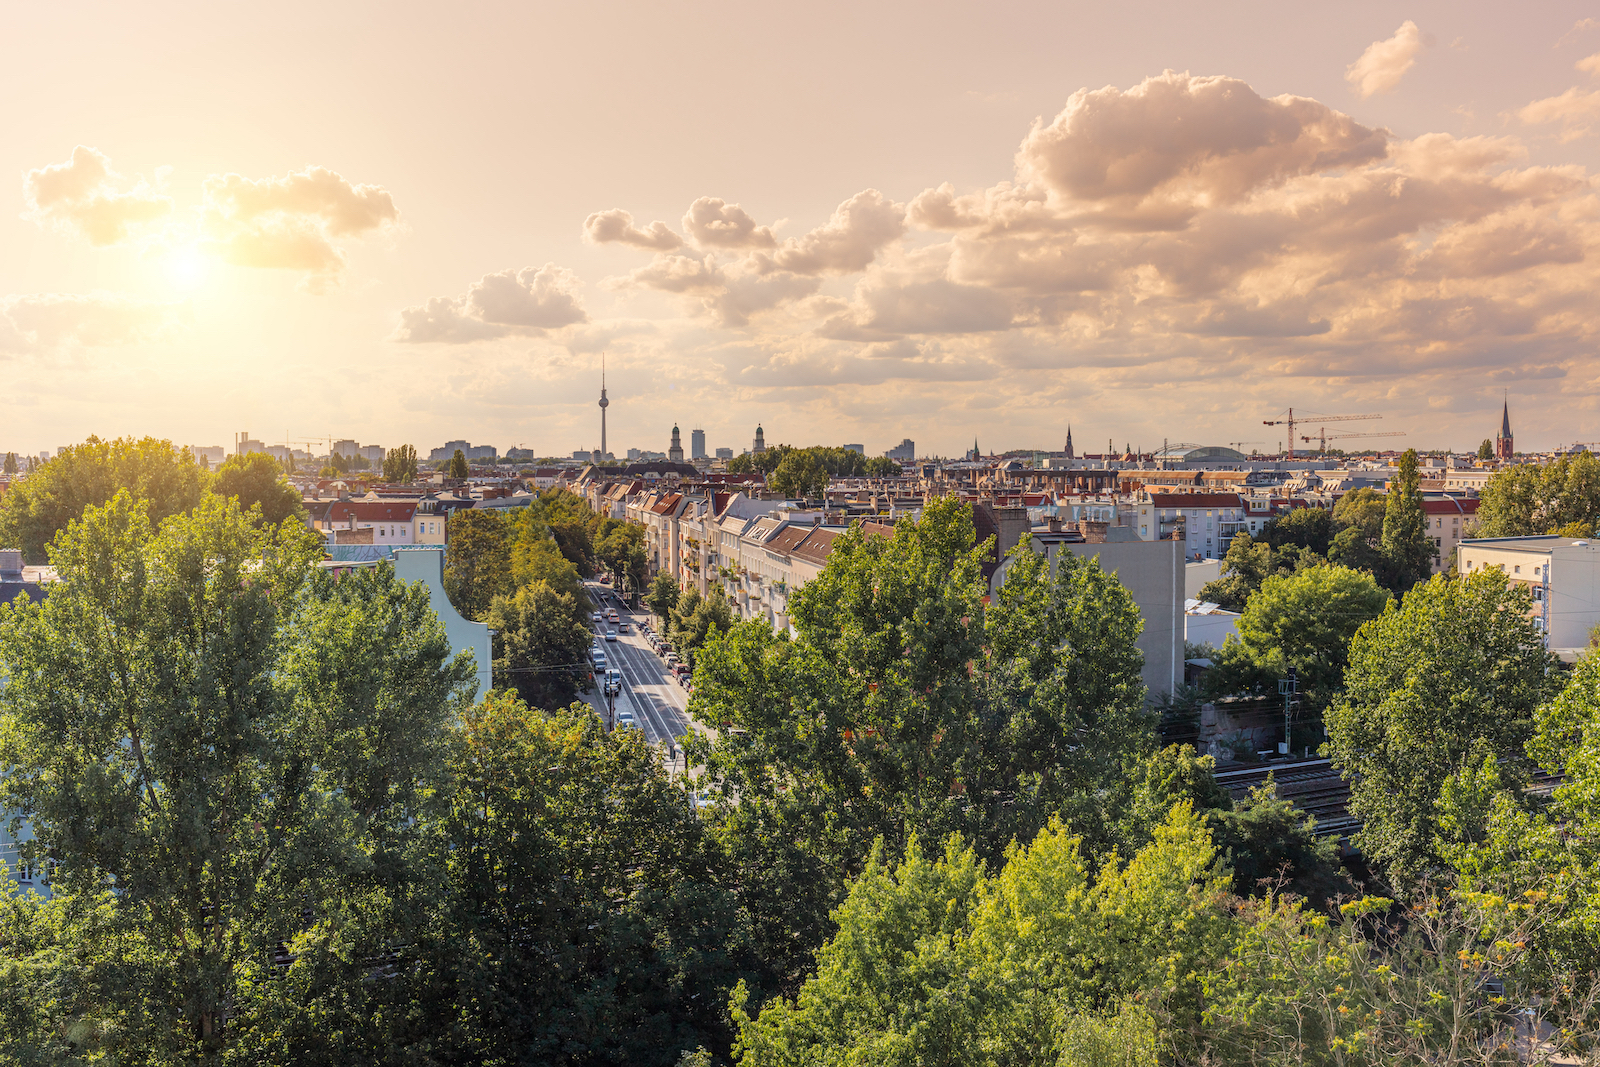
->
(0, 435, 207, 563)
(210, 450, 306, 527)
(382, 443, 418, 483)
(1380, 448, 1432, 591)
(1324, 571, 1559, 886)
(485, 579, 595, 707)
(1476, 451, 1600, 537)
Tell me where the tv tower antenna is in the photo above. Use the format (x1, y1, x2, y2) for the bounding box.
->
(598, 353, 609, 460)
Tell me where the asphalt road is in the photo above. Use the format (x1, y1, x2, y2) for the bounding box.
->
(585, 582, 694, 746)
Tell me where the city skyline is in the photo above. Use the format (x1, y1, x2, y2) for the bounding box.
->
(8, 3, 1600, 457)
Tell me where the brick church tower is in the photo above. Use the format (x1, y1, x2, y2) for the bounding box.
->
(1496, 400, 1514, 460)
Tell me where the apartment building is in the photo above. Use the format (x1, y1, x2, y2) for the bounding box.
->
(1132, 493, 1245, 560)
(1424, 497, 1480, 574)
(1458, 535, 1600, 654)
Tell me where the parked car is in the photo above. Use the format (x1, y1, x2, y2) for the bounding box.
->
(614, 710, 638, 731)
(604, 668, 623, 695)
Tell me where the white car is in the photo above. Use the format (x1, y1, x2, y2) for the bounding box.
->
(614, 710, 638, 731)
(605, 629, 618, 642)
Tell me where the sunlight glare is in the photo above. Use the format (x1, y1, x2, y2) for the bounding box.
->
(165, 246, 210, 291)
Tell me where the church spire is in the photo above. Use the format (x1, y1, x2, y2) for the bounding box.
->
(1064, 424, 1075, 460)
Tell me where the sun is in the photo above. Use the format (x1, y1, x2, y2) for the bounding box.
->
(165, 245, 211, 291)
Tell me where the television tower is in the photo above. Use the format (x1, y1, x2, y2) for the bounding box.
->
(598, 354, 609, 460)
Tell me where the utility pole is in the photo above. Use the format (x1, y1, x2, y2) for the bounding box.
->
(1277, 666, 1298, 756)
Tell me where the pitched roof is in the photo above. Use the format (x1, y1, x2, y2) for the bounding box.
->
(1422, 497, 1480, 515)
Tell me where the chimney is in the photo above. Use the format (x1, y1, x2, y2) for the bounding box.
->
(1047, 515, 1063, 533)
(0, 549, 21, 579)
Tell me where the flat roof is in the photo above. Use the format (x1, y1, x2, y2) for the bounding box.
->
(1460, 536, 1597, 552)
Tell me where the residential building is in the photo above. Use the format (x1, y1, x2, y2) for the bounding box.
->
(333, 439, 360, 459)
(715, 447, 733, 460)
(843, 443, 864, 455)
(307, 500, 422, 546)
(392, 547, 491, 702)
(191, 445, 225, 467)
(1131, 493, 1245, 560)
(362, 445, 385, 468)
(1424, 496, 1480, 573)
(1458, 535, 1600, 655)
(885, 438, 915, 462)
(234, 431, 264, 455)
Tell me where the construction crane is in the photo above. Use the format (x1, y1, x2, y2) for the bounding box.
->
(1227, 440, 1262, 453)
(1299, 429, 1406, 455)
(1263, 409, 1381, 459)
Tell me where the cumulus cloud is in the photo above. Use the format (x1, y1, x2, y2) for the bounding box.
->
(487, 68, 1600, 453)
(583, 208, 682, 250)
(393, 263, 587, 343)
(754, 189, 906, 274)
(1519, 52, 1600, 140)
(200, 165, 398, 286)
(0, 292, 182, 355)
(1346, 21, 1423, 98)
(681, 197, 776, 249)
(23, 146, 172, 245)
(1013, 72, 1387, 226)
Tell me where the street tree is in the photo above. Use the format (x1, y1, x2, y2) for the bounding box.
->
(647, 570, 680, 619)
(1476, 452, 1600, 537)
(0, 491, 476, 1060)
(1324, 570, 1559, 886)
(0, 435, 207, 563)
(769, 449, 828, 499)
(210, 451, 306, 527)
(484, 580, 594, 708)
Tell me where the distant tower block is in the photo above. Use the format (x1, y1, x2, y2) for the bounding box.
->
(669, 424, 684, 463)
(1496, 399, 1514, 460)
(753, 424, 766, 453)
(690, 427, 706, 460)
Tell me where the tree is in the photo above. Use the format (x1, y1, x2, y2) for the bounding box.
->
(0, 492, 476, 1060)
(4, 451, 17, 475)
(383, 444, 418, 483)
(210, 451, 306, 527)
(1380, 448, 1431, 591)
(0, 435, 207, 563)
(1478, 437, 1494, 460)
(1476, 452, 1600, 537)
(444, 509, 516, 620)
(448, 448, 469, 480)
(726, 453, 754, 474)
(596, 521, 648, 594)
(1196, 533, 1280, 612)
(1324, 571, 1559, 886)
(1331, 486, 1386, 542)
(647, 571, 680, 619)
(484, 580, 594, 708)
(441, 695, 747, 1066)
(1204, 565, 1389, 714)
(1261, 507, 1335, 557)
(667, 587, 735, 668)
(863, 455, 902, 477)
(768, 450, 828, 499)
(509, 532, 586, 604)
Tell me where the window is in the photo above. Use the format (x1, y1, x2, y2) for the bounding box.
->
(1514, 565, 1521, 574)
(1533, 586, 1545, 602)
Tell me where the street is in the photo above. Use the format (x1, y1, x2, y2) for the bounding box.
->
(583, 580, 695, 746)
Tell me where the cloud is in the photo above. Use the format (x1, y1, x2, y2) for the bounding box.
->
(23, 146, 172, 245)
(1520, 53, 1600, 140)
(0, 292, 182, 355)
(1013, 72, 1387, 225)
(681, 197, 776, 249)
(199, 166, 398, 286)
(393, 263, 587, 343)
(754, 189, 906, 274)
(1346, 21, 1423, 98)
(583, 208, 682, 250)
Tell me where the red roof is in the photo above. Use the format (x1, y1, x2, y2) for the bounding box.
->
(1422, 498, 1480, 515)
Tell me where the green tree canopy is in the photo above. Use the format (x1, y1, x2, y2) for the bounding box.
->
(1380, 448, 1432, 591)
(647, 570, 680, 619)
(1204, 564, 1389, 709)
(769, 449, 828, 499)
(0, 435, 207, 563)
(383, 444, 418, 483)
(1476, 452, 1600, 537)
(1478, 438, 1495, 460)
(1325, 570, 1559, 886)
(444, 508, 516, 619)
(667, 586, 735, 668)
(3, 451, 17, 475)
(448, 448, 469, 479)
(210, 450, 306, 527)
(1261, 507, 1335, 556)
(485, 579, 594, 708)
(1331, 486, 1386, 542)
(442, 695, 747, 1065)
(0, 491, 475, 1060)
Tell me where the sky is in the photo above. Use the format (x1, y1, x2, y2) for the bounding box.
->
(7, 1, 1600, 460)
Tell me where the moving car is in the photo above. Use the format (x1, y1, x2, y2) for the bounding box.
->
(605, 629, 617, 642)
(591, 611, 603, 622)
(614, 710, 638, 731)
(604, 668, 623, 695)
(617, 622, 630, 634)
